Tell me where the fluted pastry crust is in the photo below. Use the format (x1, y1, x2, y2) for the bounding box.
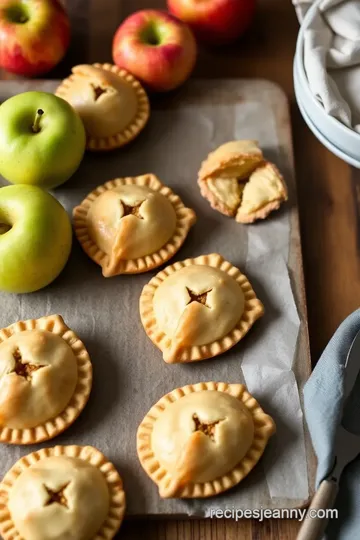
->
(139, 253, 264, 363)
(56, 63, 150, 151)
(0, 445, 125, 540)
(137, 382, 275, 498)
(73, 174, 196, 276)
(0, 315, 92, 445)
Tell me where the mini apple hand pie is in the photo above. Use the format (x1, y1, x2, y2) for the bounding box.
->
(55, 63, 150, 151)
(198, 140, 288, 223)
(140, 253, 264, 363)
(73, 174, 196, 276)
(137, 382, 275, 498)
(0, 315, 92, 445)
(0, 445, 125, 540)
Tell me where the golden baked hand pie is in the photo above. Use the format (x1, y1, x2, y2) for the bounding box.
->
(198, 140, 288, 223)
(0, 315, 92, 445)
(73, 174, 196, 276)
(0, 445, 125, 540)
(140, 253, 263, 363)
(137, 382, 275, 498)
(55, 63, 150, 151)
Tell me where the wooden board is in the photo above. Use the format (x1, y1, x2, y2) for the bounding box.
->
(0, 78, 315, 517)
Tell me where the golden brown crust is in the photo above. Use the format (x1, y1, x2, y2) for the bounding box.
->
(198, 140, 263, 182)
(139, 253, 264, 363)
(0, 315, 92, 445)
(235, 163, 288, 223)
(198, 177, 236, 217)
(55, 63, 150, 151)
(137, 382, 276, 498)
(198, 140, 287, 224)
(73, 174, 196, 276)
(0, 445, 126, 540)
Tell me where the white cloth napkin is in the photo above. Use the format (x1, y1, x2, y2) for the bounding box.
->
(293, 0, 314, 21)
(300, 0, 360, 133)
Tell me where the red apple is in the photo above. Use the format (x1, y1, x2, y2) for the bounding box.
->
(167, 0, 256, 45)
(112, 9, 197, 92)
(0, 0, 70, 77)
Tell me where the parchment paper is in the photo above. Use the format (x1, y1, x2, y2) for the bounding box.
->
(0, 80, 309, 515)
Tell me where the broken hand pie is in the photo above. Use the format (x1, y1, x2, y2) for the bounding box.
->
(0, 315, 92, 444)
(55, 63, 150, 151)
(140, 253, 264, 363)
(0, 445, 125, 540)
(198, 140, 288, 223)
(137, 382, 275, 498)
(73, 174, 196, 276)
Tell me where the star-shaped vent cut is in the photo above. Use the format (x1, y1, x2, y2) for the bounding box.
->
(91, 84, 107, 101)
(44, 483, 70, 509)
(186, 287, 212, 308)
(120, 200, 144, 220)
(11, 348, 46, 381)
(192, 414, 225, 442)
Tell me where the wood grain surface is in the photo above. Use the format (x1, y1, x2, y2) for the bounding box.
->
(1, 0, 359, 538)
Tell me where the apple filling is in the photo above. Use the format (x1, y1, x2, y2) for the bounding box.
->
(192, 414, 226, 442)
(12, 348, 46, 382)
(199, 140, 288, 223)
(186, 287, 212, 308)
(44, 483, 70, 508)
(91, 84, 108, 101)
(206, 162, 287, 222)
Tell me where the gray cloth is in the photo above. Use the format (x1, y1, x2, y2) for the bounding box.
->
(293, 0, 314, 21)
(301, 0, 360, 132)
(304, 308, 360, 539)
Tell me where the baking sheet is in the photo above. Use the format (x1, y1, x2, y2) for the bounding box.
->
(0, 79, 312, 515)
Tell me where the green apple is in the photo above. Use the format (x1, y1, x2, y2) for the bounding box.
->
(0, 184, 72, 293)
(0, 91, 86, 189)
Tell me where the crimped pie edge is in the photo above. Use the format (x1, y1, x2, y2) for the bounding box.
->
(55, 62, 150, 151)
(0, 314, 92, 445)
(0, 445, 126, 540)
(235, 162, 288, 223)
(73, 174, 197, 276)
(197, 141, 264, 182)
(137, 381, 276, 498)
(139, 253, 264, 364)
(199, 158, 288, 223)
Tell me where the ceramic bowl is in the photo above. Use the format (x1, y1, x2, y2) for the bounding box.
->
(294, 65, 360, 168)
(294, 0, 360, 162)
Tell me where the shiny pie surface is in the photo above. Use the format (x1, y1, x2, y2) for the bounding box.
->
(56, 63, 150, 150)
(140, 253, 264, 363)
(137, 382, 276, 498)
(0, 446, 126, 540)
(73, 175, 196, 276)
(0, 315, 92, 444)
(87, 184, 177, 261)
(8, 456, 109, 540)
(0, 330, 77, 429)
(153, 265, 245, 348)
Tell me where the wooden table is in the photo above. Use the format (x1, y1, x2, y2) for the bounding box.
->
(2, 0, 359, 538)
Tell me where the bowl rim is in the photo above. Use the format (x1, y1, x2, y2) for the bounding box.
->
(294, 63, 360, 168)
(295, 0, 360, 142)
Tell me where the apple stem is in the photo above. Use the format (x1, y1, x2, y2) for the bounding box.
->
(32, 109, 44, 133)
